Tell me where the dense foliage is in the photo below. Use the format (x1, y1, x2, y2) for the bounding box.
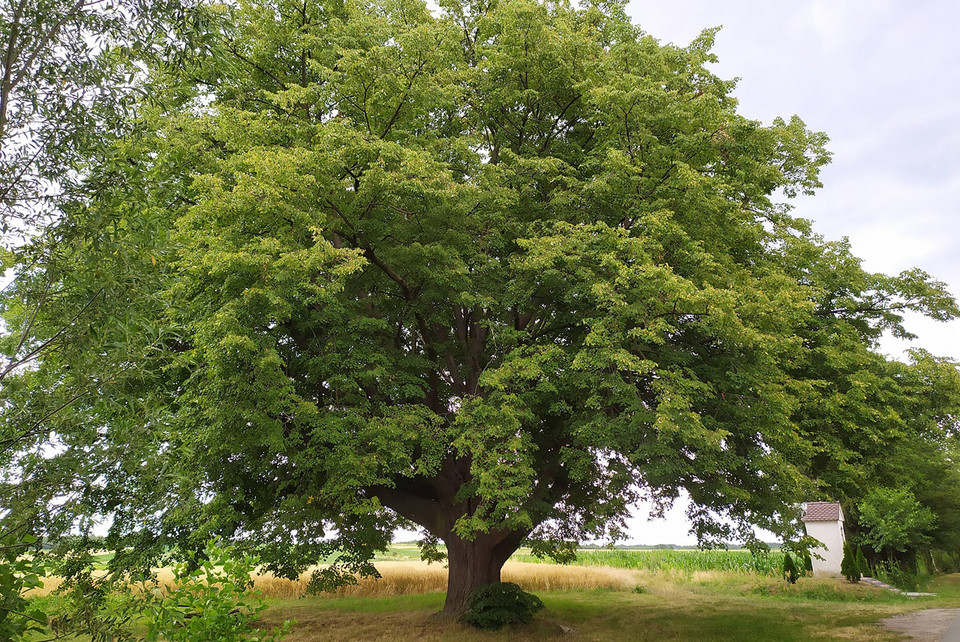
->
(0, 0, 212, 632)
(855, 547, 868, 578)
(137, 545, 291, 642)
(2, 0, 959, 618)
(0, 0, 210, 233)
(858, 488, 936, 555)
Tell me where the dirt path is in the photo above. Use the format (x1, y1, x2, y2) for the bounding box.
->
(879, 608, 960, 641)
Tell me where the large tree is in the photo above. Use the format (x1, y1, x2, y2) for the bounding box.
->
(3, 0, 958, 617)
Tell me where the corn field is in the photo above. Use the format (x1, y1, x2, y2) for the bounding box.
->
(511, 549, 787, 576)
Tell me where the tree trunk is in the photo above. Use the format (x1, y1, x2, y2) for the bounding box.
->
(440, 530, 526, 617)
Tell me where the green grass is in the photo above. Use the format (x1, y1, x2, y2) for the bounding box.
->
(372, 544, 425, 562)
(89, 551, 113, 569)
(26, 580, 926, 642)
(276, 591, 447, 613)
(928, 572, 960, 600)
(257, 577, 928, 641)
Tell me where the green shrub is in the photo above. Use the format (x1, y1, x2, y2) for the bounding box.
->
(38, 542, 290, 641)
(872, 560, 923, 592)
(50, 563, 134, 640)
(840, 542, 861, 583)
(855, 547, 869, 577)
(782, 553, 799, 584)
(138, 544, 291, 642)
(461, 582, 544, 631)
(931, 549, 960, 574)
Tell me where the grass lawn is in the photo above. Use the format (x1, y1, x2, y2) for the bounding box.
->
(257, 571, 960, 641)
(25, 552, 960, 641)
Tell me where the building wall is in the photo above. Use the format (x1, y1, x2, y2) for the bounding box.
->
(806, 520, 845, 576)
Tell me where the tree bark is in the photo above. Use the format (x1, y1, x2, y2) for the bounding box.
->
(440, 530, 528, 617)
(370, 471, 534, 617)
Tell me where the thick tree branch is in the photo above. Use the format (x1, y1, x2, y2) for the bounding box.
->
(537, 92, 580, 156)
(226, 43, 289, 91)
(370, 484, 448, 537)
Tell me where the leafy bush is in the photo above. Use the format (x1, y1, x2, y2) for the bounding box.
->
(461, 582, 544, 630)
(0, 532, 48, 640)
(51, 561, 137, 640)
(46, 542, 292, 641)
(931, 549, 960, 574)
(872, 560, 923, 592)
(137, 544, 291, 642)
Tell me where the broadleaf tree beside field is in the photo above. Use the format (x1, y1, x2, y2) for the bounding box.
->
(3, 0, 960, 619)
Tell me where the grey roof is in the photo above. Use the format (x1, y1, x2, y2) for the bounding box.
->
(803, 502, 843, 522)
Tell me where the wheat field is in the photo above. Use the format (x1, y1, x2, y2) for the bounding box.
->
(30, 560, 640, 600)
(254, 560, 640, 599)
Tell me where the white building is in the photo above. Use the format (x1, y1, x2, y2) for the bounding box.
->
(802, 502, 845, 577)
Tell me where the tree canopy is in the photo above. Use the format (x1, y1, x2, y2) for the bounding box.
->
(2, 0, 959, 616)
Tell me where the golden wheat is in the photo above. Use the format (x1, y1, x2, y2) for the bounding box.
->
(30, 560, 638, 600)
(253, 560, 638, 599)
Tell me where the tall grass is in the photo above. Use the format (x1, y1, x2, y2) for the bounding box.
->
(512, 548, 786, 576)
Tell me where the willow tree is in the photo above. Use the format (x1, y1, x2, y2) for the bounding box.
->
(4, 0, 957, 617)
(0, 1, 212, 635)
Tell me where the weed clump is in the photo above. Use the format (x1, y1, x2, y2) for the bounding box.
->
(461, 582, 544, 630)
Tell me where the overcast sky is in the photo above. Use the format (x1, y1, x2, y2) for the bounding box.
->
(621, 0, 960, 545)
